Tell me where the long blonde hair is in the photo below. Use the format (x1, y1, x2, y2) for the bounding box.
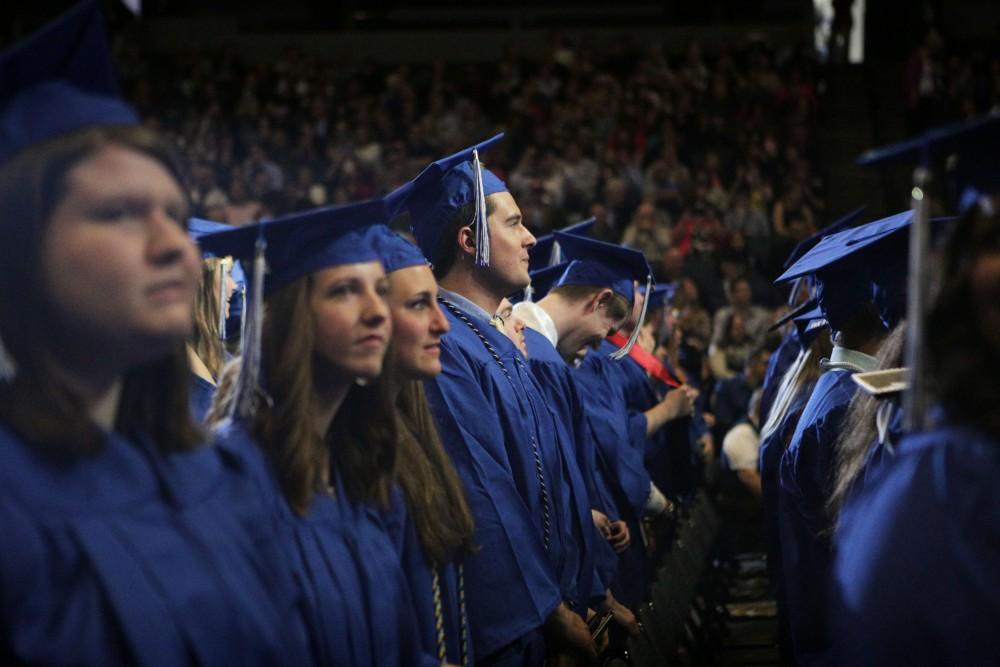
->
(394, 380, 476, 566)
(192, 257, 229, 380)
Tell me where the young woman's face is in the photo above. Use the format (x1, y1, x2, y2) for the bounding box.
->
(386, 265, 450, 379)
(310, 260, 391, 383)
(42, 145, 200, 363)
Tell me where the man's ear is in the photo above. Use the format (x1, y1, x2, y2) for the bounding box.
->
(456, 225, 476, 259)
(589, 288, 615, 314)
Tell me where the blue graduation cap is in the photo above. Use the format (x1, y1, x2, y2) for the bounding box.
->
(529, 217, 597, 272)
(858, 112, 1000, 430)
(385, 134, 506, 268)
(197, 199, 387, 297)
(0, 0, 139, 164)
(782, 206, 866, 271)
(551, 231, 654, 359)
(188, 218, 234, 241)
(364, 225, 428, 274)
(777, 210, 914, 284)
(858, 112, 1000, 210)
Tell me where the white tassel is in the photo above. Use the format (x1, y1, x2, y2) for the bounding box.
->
(231, 234, 270, 418)
(216, 262, 228, 341)
(610, 274, 653, 361)
(0, 334, 17, 382)
(549, 240, 562, 266)
(524, 282, 535, 303)
(472, 149, 490, 268)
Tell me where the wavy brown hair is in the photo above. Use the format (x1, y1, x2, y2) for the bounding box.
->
(394, 380, 476, 566)
(926, 200, 1000, 440)
(828, 322, 906, 521)
(192, 258, 228, 380)
(208, 275, 397, 514)
(0, 125, 200, 457)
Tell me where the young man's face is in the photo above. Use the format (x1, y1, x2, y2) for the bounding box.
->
(482, 191, 536, 293)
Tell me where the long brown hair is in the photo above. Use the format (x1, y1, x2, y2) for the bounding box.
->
(828, 322, 906, 521)
(394, 380, 476, 566)
(0, 125, 200, 457)
(926, 200, 1000, 440)
(192, 258, 228, 379)
(208, 275, 398, 515)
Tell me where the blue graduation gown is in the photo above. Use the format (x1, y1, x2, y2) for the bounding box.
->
(574, 342, 653, 608)
(381, 486, 470, 667)
(777, 368, 857, 666)
(522, 327, 619, 600)
(423, 302, 564, 659)
(0, 421, 311, 666)
(215, 422, 421, 667)
(759, 327, 801, 426)
(832, 423, 1000, 665)
(594, 339, 698, 502)
(189, 373, 216, 423)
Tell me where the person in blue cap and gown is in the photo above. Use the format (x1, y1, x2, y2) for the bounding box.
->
(758, 207, 865, 426)
(756, 302, 831, 665)
(200, 200, 424, 667)
(0, 2, 313, 664)
(390, 136, 599, 665)
(571, 279, 698, 608)
(833, 132, 1000, 663)
(187, 218, 238, 422)
(365, 224, 479, 666)
(774, 212, 921, 665)
(512, 232, 661, 632)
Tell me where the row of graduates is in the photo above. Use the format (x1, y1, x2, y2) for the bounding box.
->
(0, 3, 707, 664)
(753, 117, 1000, 665)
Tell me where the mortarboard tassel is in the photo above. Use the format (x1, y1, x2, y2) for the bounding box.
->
(216, 260, 228, 342)
(548, 240, 563, 267)
(472, 149, 490, 267)
(231, 234, 269, 418)
(610, 274, 653, 361)
(0, 334, 17, 382)
(524, 282, 535, 303)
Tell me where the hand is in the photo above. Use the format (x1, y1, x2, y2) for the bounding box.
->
(591, 509, 612, 538)
(545, 603, 597, 657)
(608, 520, 630, 553)
(661, 385, 698, 420)
(700, 433, 715, 459)
(701, 411, 716, 428)
(602, 591, 641, 637)
(585, 609, 611, 654)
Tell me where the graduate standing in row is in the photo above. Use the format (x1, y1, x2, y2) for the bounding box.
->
(0, 2, 312, 663)
(389, 136, 599, 664)
(366, 224, 477, 666)
(200, 202, 427, 666)
(833, 116, 1000, 665)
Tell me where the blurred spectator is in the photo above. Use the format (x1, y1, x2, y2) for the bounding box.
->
(722, 388, 764, 495)
(712, 347, 770, 446)
(711, 276, 770, 347)
(621, 199, 673, 272)
(708, 311, 757, 380)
